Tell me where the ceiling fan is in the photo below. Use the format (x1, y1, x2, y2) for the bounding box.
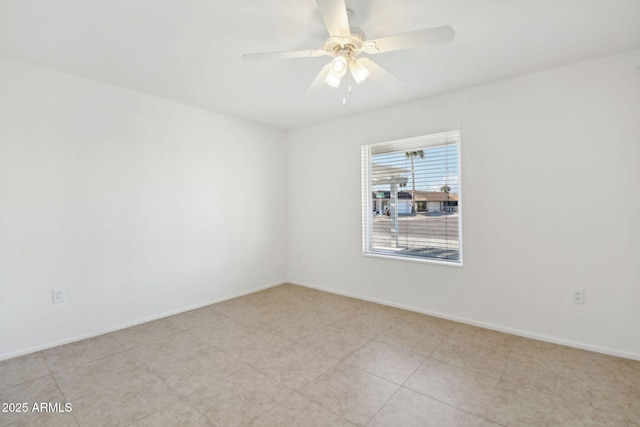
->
(242, 0, 455, 98)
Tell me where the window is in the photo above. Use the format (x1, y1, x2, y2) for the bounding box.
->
(361, 130, 462, 265)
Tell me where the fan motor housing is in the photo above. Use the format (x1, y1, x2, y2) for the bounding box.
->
(324, 27, 365, 57)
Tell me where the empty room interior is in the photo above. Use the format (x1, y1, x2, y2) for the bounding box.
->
(1, 0, 639, 426)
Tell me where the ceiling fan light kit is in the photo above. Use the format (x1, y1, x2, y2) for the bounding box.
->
(329, 55, 347, 74)
(324, 49, 365, 89)
(242, 0, 455, 99)
(350, 58, 371, 84)
(324, 71, 343, 88)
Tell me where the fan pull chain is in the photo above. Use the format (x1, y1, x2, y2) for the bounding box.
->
(342, 71, 353, 106)
(342, 75, 347, 106)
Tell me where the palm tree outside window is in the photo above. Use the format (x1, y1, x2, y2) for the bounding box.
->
(405, 150, 424, 214)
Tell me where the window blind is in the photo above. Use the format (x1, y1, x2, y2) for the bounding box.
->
(361, 131, 462, 264)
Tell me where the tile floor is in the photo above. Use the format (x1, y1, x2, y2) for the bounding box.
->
(1, 283, 639, 426)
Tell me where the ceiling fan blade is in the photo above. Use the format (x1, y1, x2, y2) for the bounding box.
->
(304, 64, 331, 97)
(242, 49, 328, 61)
(359, 58, 404, 92)
(316, 0, 351, 40)
(363, 25, 455, 54)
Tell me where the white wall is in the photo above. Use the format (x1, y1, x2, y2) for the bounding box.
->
(287, 50, 640, 359)
(0, 58, 287, 359)
(2, 50, 639, 361)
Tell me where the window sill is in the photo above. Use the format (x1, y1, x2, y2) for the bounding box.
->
(363, 252, 463, 267)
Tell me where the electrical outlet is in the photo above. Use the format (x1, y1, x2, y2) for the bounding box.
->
(52, 287, 65, 304)
(572, 289, 585, 304)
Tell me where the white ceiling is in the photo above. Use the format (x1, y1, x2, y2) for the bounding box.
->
(1, 0, 639, 130)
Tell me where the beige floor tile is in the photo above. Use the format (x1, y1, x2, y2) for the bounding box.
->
(265, 295, 321, 316)
(71, 371, 177, 427)
(319, 294, 372, 314)
(129, 331, 212, 371)
(129, 400, 212, 427)
(501, 340, 569, 391)
(376, 312, 453, 357)
(187, 315, 254, 342)
(446, 324, 516, 349)
(280, 293, 364, 326)
(0, 376, 65, 426)
(272, 288, 368, 316)
(211, 296, 267, 318)
(502, 352, 596, 406)
(5, 285, 640, 427)
(404, 358, 499, 417)
(231, 304, 287, 329)
(368, 387, 484, 427)
(283, 304, 351, 327)
(153, 346, 246, 396)
(185, 366, 272, 407)
(508, 337, 585, 373)
(243, 283, 309, 301)
(331, 304, 403, 338)
(42, 335, 125, 373)
(592, 354, 640, 390)
(53, 352, 149, 401)
(486, 380, 615, 427)
(590, 384, 640, 424)
(8, 411, 78, 427)
(538, 340, 640, 387)
(265, 315, 325, 342)
(431, 343, 511, 379)
(243, 285, 319, 312)
(249, 391, 356, 427)
(109, 318, 183, 349)
(250, 343, 340, 390)
(165, 305, 228, 331)
(344, 340, 425, 384)
(0, 352, 50, 387)
(506, 336, 639, 386)
(243, 308, 323, 342)
(301, 363, 399, 426)
(504, 338, 639, 417)
(216, 329, 293, 366)
(189, 316, 292, 365)
(480, 420, 505, 427)
(431, 324, 514, 378)
(276, 283, 327, 297)
(190, 366, 292, 427)
(396, 310, 455, 329)
(296, 324, 371, 360)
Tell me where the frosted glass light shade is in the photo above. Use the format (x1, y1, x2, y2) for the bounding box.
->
(350, 59, 371, 84)
(329, 56, 348, 76)
(324, 72, 342, 88)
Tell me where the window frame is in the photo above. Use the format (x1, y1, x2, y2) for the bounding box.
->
(361, 130, 463, 267)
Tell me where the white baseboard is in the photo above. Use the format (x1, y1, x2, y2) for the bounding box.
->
(0, 280, 286, 362)
(6, 279, 638, 362)
(287, 280, 640, 362)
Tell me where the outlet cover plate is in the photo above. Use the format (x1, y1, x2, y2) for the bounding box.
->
(572, 289, 585, 304)
(52, 287, 65, 304)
